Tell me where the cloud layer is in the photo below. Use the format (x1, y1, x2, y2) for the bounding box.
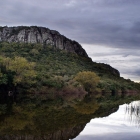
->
(0, 0, 140, 81)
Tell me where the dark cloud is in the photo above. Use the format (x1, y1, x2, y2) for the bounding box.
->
(89, 49, 140, 57)
(129, 70, 140, 78)
(134, 70, 140, 77)
(63, 19, 140, 49)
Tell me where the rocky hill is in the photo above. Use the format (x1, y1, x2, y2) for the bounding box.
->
(0, 26, 88, 57)
(0, 26, 120, 77)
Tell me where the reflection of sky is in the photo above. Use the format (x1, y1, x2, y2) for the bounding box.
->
(73, 101, 140, 140)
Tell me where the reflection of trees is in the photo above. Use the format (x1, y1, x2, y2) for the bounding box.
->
(0, 98, 99, 139)
(125, 101, 140, 127)
(0, 96, 120, 140)
(72, 99, 99, 114)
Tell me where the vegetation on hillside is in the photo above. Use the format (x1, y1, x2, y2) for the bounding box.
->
(74, 71, 100, 93)
(0, 42, 139, 104)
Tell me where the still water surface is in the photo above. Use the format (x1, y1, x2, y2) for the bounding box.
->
(73, 101, 140, 140)
(1, 98, 140, 140)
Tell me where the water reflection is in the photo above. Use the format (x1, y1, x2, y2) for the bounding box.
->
(0, 96, 102, 140)
(1, 95, 140, 140)
(125, 101, 140, 127)
(73, 101, 140, 140)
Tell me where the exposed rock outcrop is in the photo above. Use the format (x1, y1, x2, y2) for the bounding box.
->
(0, 26, 88, 57)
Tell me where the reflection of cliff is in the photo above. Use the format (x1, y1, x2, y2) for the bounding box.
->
(46, 125, 85, 140)
(0, 124, 85, 140)
(0, 97, 119, 140)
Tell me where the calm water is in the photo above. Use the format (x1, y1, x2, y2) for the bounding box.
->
(1, 98, 140, 140)
(73, 101, 140, 140)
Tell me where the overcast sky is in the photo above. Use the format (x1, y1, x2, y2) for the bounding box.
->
(0, 0, 140, 82)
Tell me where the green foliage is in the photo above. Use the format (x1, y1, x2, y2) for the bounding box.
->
(0, 42, 139, 101)
(74, 71, 100, 93)
(72, 98, 99, 114)
(0, 104, 7, 115)
(0, 56, 36, 86)
(0, 73, 7, 84)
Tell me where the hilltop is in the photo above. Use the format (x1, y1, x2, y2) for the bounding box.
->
(0, 26, 88, 57)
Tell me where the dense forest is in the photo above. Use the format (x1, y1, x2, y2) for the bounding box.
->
(0, 42, 139, 105)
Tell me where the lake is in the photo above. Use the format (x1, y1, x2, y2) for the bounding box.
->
(0, 95, 140, 140)
(73, 101, 140, 140)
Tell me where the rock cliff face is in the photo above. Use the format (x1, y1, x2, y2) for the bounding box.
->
(0, 26, 88, 57)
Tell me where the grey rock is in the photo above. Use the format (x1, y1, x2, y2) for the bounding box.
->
(0, 26, 88, 57)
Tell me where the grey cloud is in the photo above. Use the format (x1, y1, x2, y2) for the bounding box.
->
(70, 21, 140, 49)
(87, 48, 140, 58)
(133, 71, 140, 77)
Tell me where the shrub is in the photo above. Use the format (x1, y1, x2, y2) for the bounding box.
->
(74, 71, 100, 93)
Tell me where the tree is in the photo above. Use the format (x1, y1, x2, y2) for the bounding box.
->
(72, 99, 99, 114)
(0, 72, 7, 85)
(2, 57, 36, 86)
(74, 71, 100, 93)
